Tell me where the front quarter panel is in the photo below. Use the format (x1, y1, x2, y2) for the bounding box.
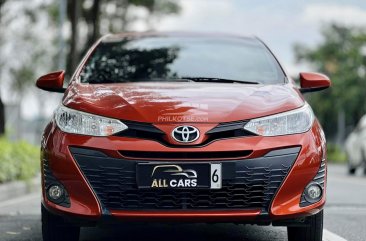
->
(270, 120, 326, 218)
(41, 120, 102, 218)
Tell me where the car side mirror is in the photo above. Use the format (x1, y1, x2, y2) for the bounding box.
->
(299, 72, 331, 93)
(36, 70, 66, 93)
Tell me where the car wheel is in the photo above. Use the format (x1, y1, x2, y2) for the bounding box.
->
(346, 152, 357, 175)
(42, 205, 80, 241)
(348, 166, 356, 175)
(287, 210, 323, 241)
(363, 151, 366, 175)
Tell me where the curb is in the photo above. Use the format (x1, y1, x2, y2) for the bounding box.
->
(0, 175, 40, 203)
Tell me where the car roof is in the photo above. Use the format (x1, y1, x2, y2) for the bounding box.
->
(101, 31, 258, 43)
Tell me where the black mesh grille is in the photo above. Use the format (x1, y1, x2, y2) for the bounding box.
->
(71, 147, 299, 211)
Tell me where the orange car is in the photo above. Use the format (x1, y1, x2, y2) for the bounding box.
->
(37, 32, 330, 241)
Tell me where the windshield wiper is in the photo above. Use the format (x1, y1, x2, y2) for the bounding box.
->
(179, 77, 259, 85)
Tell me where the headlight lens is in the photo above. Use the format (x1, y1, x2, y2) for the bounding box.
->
(243, 103, 314, 136)
(55, 106, 127, 136)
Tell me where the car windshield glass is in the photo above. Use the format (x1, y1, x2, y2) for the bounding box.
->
(79, 35, 286, 84)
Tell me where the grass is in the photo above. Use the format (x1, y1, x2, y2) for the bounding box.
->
(0, 136, 40, 183)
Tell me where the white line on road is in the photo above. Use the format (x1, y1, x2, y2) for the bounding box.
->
(324, 229, 348, 241)
(0, 192, 40, 209)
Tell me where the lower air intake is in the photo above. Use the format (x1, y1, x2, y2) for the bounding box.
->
(71, 147, 299, 211)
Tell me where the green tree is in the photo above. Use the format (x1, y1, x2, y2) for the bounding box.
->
(294, 24, 366, 141)
(0, 1, 58, 138)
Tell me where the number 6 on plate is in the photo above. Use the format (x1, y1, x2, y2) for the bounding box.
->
(210, 163, 222, 189)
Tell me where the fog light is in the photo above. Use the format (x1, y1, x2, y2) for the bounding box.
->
(48, 185, 64, 201)
(304, 183, 322, 203)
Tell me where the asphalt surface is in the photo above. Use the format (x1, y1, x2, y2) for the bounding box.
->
(0, 164, 365, 241)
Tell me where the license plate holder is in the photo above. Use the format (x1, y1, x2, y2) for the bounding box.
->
(136, 163, 222, 189)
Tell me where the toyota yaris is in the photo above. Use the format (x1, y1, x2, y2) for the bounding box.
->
(36, 32, 330, 241)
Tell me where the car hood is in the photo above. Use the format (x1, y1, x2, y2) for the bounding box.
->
(63, 82, 304, 123)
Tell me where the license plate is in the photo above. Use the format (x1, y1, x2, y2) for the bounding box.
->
(137, 163, 222, 189)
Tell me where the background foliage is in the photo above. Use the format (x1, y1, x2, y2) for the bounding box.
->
(293, 24, 366, 162)
(0, 137, 39, 183)
(295, 24, 366, 142)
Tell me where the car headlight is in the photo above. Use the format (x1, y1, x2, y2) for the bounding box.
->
(55, 105, 127, 136)
(244, 103, 314, 136)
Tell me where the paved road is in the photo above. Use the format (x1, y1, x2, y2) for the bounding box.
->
(0, 164, 365, 241)
(324, 165, 366, 241)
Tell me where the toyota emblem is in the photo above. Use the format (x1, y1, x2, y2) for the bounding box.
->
(172, 126, 200, 143)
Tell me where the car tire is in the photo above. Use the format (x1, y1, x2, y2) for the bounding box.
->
(348, 166, 356, 175)
(287, 210, 323, 241)
(42, 205, 80, 241)
(346, 152, 356, 175)
(363, 151, 366, 175)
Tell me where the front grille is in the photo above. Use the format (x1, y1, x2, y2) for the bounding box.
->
(119, 150, 253, 159)
(71, 147, 299, 211)
(115, 120, 255, 147)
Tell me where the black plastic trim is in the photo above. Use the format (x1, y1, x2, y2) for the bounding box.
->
(206, 121, 248, 134)
(114, 120, 255, 148)
(264, 147, 301, 157)
(124, 121, 165, 134)
(69, 147, 108, 157)
(119, 150, 253, 160)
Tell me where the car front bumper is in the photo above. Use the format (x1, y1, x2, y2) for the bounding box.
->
(41, 120, 326, 224)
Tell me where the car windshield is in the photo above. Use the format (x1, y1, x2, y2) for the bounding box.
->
(79, 35, 286, 85)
